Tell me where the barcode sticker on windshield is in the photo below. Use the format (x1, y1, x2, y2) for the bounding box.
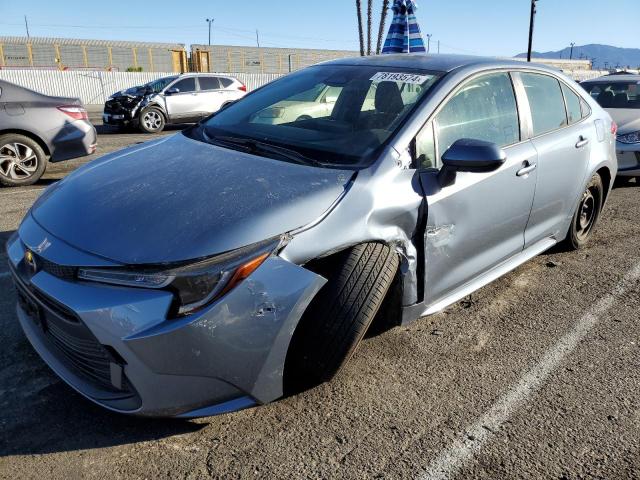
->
(370, 72, 431, 85)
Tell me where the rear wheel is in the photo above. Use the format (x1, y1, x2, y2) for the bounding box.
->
(286, 243, 399, 387)
(138, 107, 165, 133)
(563, 173, 603, 250)
(0, 134, 47, 187)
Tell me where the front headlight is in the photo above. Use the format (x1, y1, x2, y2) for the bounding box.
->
(78, 237, 282, 316)
(617, 131, 640, 144)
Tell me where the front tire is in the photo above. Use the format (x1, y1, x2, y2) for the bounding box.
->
(0, 134, 47, 187)
(138, 107, 165, 133)
(563, 173, 603, 250)
(286, 243, 399, 387)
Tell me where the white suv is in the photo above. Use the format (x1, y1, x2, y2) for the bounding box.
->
(103, 74, 247, 133)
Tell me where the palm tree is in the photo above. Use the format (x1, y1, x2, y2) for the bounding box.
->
(367, 0, 373, 55)
(356, 0, 365, 56)
(376, 0, 390, 54)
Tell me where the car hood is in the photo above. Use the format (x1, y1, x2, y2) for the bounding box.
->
(605, 108, 640, 135)
(31, 134, 354, 265)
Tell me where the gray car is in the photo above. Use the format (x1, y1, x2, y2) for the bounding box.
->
(103, 74, 247, 133)
(0, 80, 97, 187)
(7, 55, 616, 417)
(581, 74, 640, 182)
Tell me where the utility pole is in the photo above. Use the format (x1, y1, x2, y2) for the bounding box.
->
(527, 0, 538, 62)
(24, 15, 30, 38)
(426, 34, 432, 53)
(206, 18, 214, 46)
(256, 30, 260, 48)
(569, 42, 575, 60)
(437, 40, 440, 54)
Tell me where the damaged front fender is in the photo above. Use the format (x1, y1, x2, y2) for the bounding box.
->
(123, 256, 326, 406)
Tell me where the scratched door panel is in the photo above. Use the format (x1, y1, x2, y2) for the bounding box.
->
(420, 140, 538, 306)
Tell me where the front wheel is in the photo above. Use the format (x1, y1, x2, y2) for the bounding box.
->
(286, 243, 399, 387)
(563, 173, 603, 250)
(138, 107, 165, 133)
(0, 134, 47, 187)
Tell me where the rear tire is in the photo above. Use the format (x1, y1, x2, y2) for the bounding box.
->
(563, 173, 603, 250)
(0, 134, 47, 187)
(286, 243, 399, 387)
(138, 107, 165, 133)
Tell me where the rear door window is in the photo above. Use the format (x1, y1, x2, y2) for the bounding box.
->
(199, 76, 221, 91)
(561, 84, 582, 124)
(521, 73, 568, 136)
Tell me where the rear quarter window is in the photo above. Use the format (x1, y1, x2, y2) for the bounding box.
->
(220, 78, 234, 88)
(561, 84, 582, 124)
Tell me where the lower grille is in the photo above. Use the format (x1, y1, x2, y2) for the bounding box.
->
(13, 269, 132, 395)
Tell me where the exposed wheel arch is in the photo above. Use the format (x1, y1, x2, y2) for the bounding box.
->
(596, 166, 611, 202)
(284, 242, 401, 393)
(0, 129, 50, 156)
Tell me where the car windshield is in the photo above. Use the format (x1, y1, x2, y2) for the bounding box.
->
(187, 65, 442, 168)
(145, 76, 179, 93)
(582, 81, 640, 109)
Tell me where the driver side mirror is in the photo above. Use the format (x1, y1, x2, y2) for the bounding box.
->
(165, 87, 180, 96)
(437, 138, 507, 188)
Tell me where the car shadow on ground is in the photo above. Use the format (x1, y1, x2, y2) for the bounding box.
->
(613, 177, 639, 190)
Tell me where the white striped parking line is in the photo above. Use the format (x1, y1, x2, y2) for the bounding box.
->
(419, 261, 640, 480)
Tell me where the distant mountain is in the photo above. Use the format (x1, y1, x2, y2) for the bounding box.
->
(515, 44, 640, 70)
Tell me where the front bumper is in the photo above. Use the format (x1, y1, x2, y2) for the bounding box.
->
(616, 142, 640, 177)
(7, 218, 325, 417)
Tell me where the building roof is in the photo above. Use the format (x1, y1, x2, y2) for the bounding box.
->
(0, 36, 184, 49)
(582, 74, 640, 83)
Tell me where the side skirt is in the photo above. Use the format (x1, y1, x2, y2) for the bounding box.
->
(401, 237, 557, 325)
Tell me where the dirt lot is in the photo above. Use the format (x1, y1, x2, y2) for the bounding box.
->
(1, 124, 639, 479)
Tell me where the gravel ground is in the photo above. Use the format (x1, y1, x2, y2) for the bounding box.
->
(0, 124, 639, 479)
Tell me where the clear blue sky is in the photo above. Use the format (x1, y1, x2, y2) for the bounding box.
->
(0, 0, 638, 56)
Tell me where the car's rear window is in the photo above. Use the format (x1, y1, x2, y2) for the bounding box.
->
(582, 81, 640, 109)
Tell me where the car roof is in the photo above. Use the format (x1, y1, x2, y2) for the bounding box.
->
(321, 53, 550, 74)
(178, 73, 235, 79)
(582, 74, 640, 83)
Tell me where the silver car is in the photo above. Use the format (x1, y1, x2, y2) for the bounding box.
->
(103, 74, 247, 133)
(7, 55, 616, 417)
(581, 74, 640, 182)
(0, 80, 97, 187)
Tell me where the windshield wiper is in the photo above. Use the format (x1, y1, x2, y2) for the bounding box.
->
(211, 135, 325, 167)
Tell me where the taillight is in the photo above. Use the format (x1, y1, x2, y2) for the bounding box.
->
(57, 105, 88, 121)
(238, 84, 247, 92)
(611, 121, 618, 136)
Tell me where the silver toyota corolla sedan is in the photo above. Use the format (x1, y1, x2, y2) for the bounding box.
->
(581, 74, 640, 182)
(7, 55, 617, 417)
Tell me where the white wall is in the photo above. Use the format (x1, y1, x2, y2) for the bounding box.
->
(0, 70, 283, 105)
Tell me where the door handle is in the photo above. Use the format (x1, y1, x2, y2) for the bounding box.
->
(516, 161, 537, 177)
(575, 136, 590, 149)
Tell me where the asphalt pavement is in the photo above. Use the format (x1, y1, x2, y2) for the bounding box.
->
(0, 123, 639, 479)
